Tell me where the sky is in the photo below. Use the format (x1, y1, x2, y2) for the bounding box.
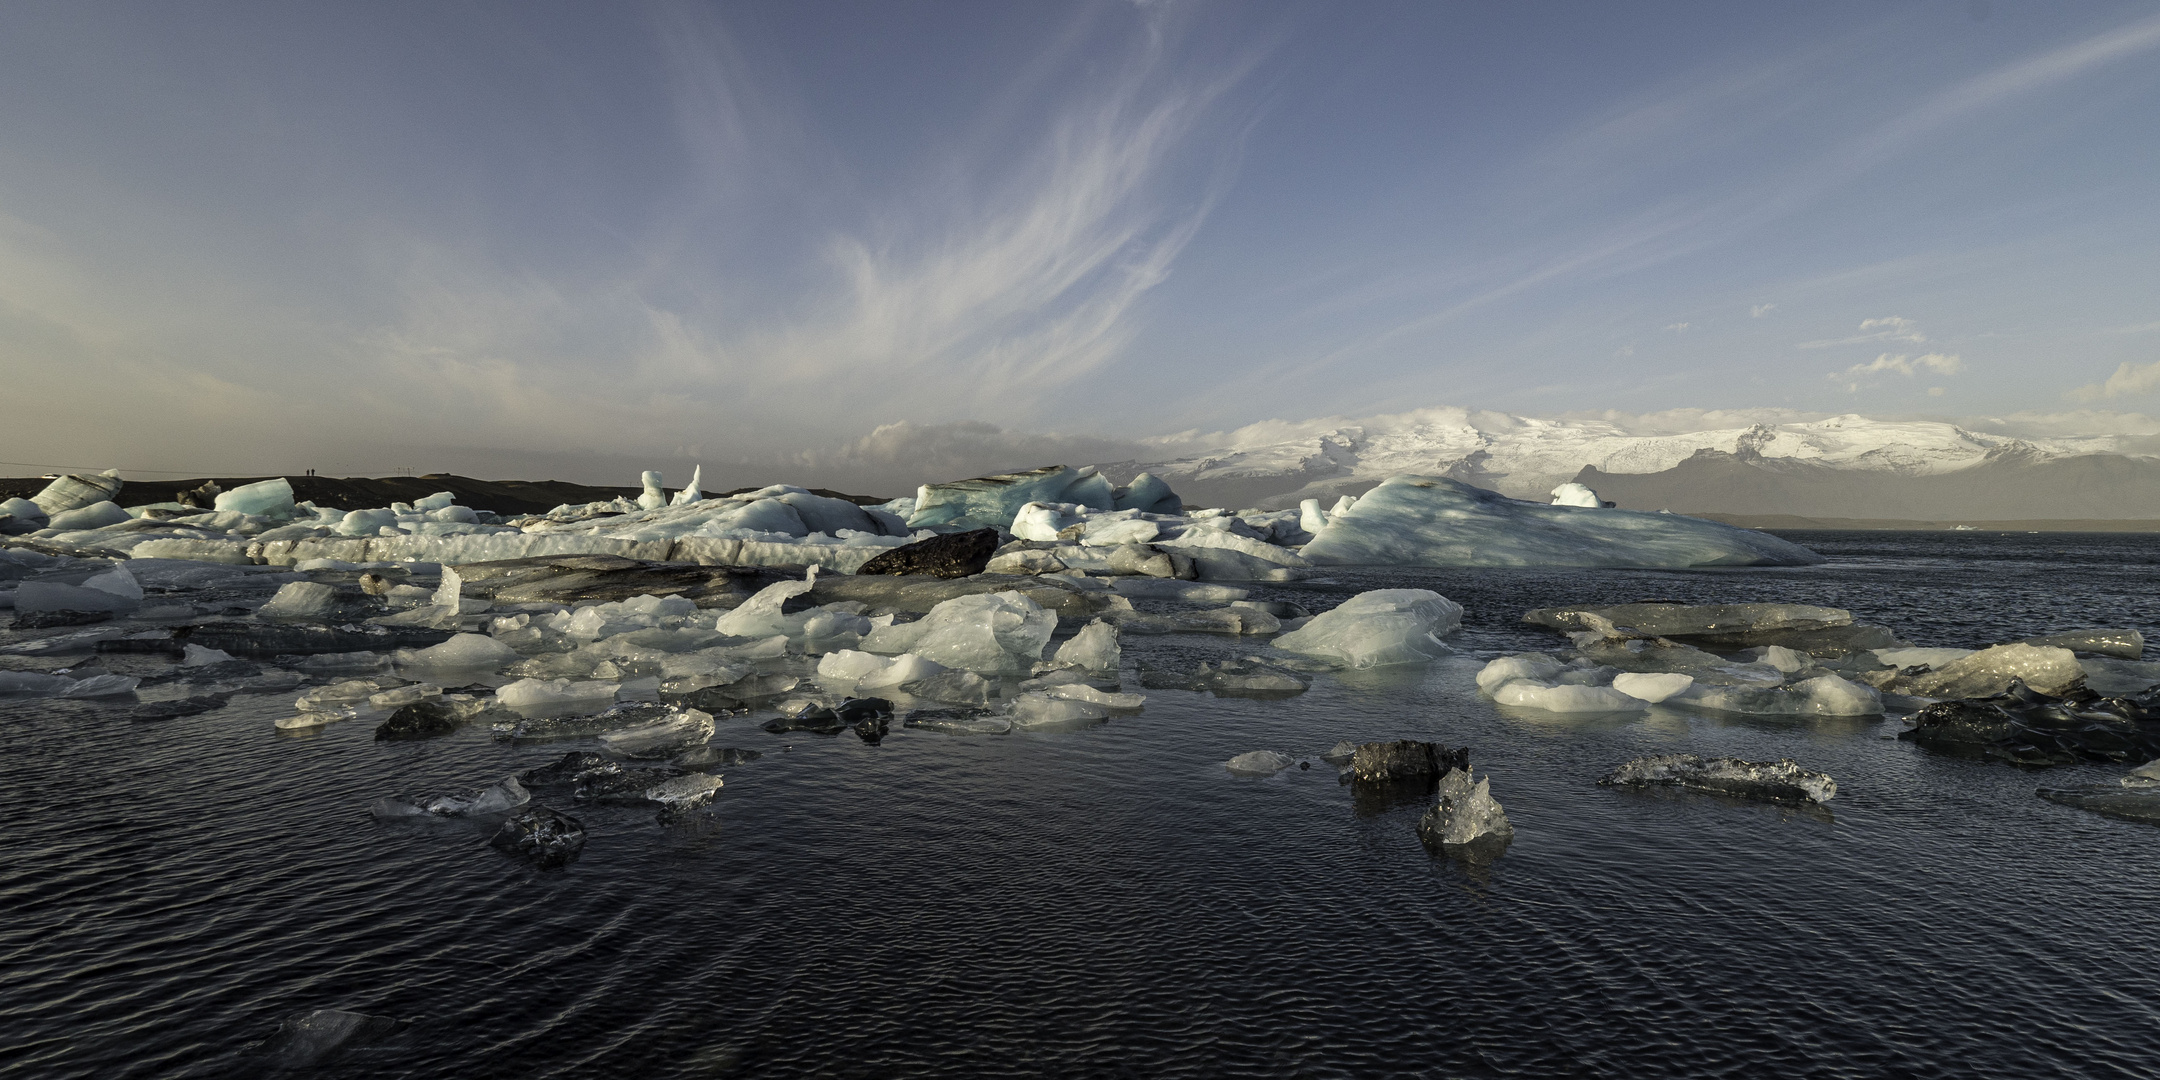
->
(2, 0, 2157, 489)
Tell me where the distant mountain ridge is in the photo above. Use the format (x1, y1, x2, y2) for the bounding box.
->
(1096, 407, 2160, 519)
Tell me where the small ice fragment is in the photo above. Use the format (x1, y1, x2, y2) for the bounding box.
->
(1225, 750, 1296, 776)
(255, 581, 340, 620)
(1601, 754, 1836, 805)
(1048, 619, 1120, 674)
(1611, 672, 1694, 703)
(1418, 768, 1514, 847)
(1549, 482, 1602, 508)
(182, 643, 237, 667)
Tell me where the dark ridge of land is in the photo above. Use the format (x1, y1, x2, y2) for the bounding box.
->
(0, 475, 892, 516)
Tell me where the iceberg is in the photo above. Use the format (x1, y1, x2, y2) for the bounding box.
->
(29, 470, 124, 515)
(1600, 754, 1836, 804)
(46, 501, 131, 531)
(1273, 589, 1460, 669)
(489, 805, 587, 867)
(496, 677, 621, 717)
(1881, 643, 2086, 699)
(596, 706, 716, 758)
(1549, 482, 1603, 508)
(254, 581, 341, 620)
(370, 775, 531, 819)
(213, 478, 296, 518)
(1048, 619, 1120, 674)
(1008, 691, 1110, 731)
(1417, 769, 1514, 849)
(906, 465, 1117, 531)
(860, 590, 1056, 676)
(394, 633, 521, 672)
(1225, 750, 1296, 776)
(1301, 475, 1819, 569)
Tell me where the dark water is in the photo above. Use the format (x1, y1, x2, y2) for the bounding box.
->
(5, 532, 2158, 1078)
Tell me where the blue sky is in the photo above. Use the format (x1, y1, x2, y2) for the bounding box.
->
(2, 1, 2157, 483)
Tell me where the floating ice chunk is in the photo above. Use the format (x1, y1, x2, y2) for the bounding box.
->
(256, 1008, 402, 1068)
(368, 683, 442, 709)
(2036, 785, 2160, 824)
(82, 564, 143, 602)
(1082, 515, 1160, 548)
(1475, 653, 1567, 693)
(13, 579, 137, 614)
(1874, 647, 1973, 669)
(1602, 754, 1837, 804)
(432, 565, 464, 611)
(1347, 740, 1468, 783)
(1049, 619, 1120, 674)
(1098, 581, 1237, 609)
(2021, 629, 2145, 659)
(868, 590, 1057, 676)
(713, 569, 818, 637)
(1304, 475, 1818, 569)
(905, 711, 1014, 735)
(597, 707, 716, 758)
(490, 805, 587, 867)
(816, 649, 952, 695)
(1009, 691, 1111, 731)
(396, 633, 521, 671)
(1320, 740, 1358, 766)
(1759, 645, 1812, 673)
(1273, 589, 1461, 669)
(1111, 472, 1182, 515)
(1299, 498, 1328, 535)
(214, 477, 296, 517)
(30, 471, 123, 515)
(639, 470, 668, 511)
(1012, 501, 1083, 542)
(1896, 643, 2085, 699)
(1492, 681, 1644, 712)
(1043, 683, 1144, 709)
(0, 496, 48, 534)
(296, 678, 386, 710)
(1225, 750, 1295, 776)
(409, 491, 455, 512)
(907, 465, 1116, 531)
(1157, 530, 1312, 581)
(1549, 482, 1603, 508)
(1419, 769, 1514, 848)
(671, 466, 703, 506)
(256, 581, 340, 619)
(496, 677, 620, 717)
(333, 508, 397, 537)
(1610, 671, 1694, 703)
(46, 500, 131, 531)
(1675, 673, 1881, 716)
(182, 643, 236, 667)
(2122, 760, 2160, 788)
(370, 775, 530, 819)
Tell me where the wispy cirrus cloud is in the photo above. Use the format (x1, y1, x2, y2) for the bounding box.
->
(1797, 315, 1927, 349)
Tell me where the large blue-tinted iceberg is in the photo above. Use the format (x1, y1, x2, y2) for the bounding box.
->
(1299, 475, 1818, 569)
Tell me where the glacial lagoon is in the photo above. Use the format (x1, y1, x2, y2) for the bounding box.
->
(5, 529, 2159, 1078)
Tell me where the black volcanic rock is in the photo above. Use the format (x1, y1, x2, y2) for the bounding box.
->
(855, 528, 1000, 579)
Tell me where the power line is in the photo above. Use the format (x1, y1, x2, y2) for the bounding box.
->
(0, 459, 240, 477)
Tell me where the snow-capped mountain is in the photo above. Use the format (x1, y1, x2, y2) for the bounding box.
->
(1120, 407, 2143, 510)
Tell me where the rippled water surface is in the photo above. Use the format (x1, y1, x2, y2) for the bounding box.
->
(6, 531, 2159, 1078)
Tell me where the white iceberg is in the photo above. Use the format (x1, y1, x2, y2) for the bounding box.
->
(861, 591, 1057, 676)
(1301, 475, 1819, 569)
(1273, 589, 1461, 669)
